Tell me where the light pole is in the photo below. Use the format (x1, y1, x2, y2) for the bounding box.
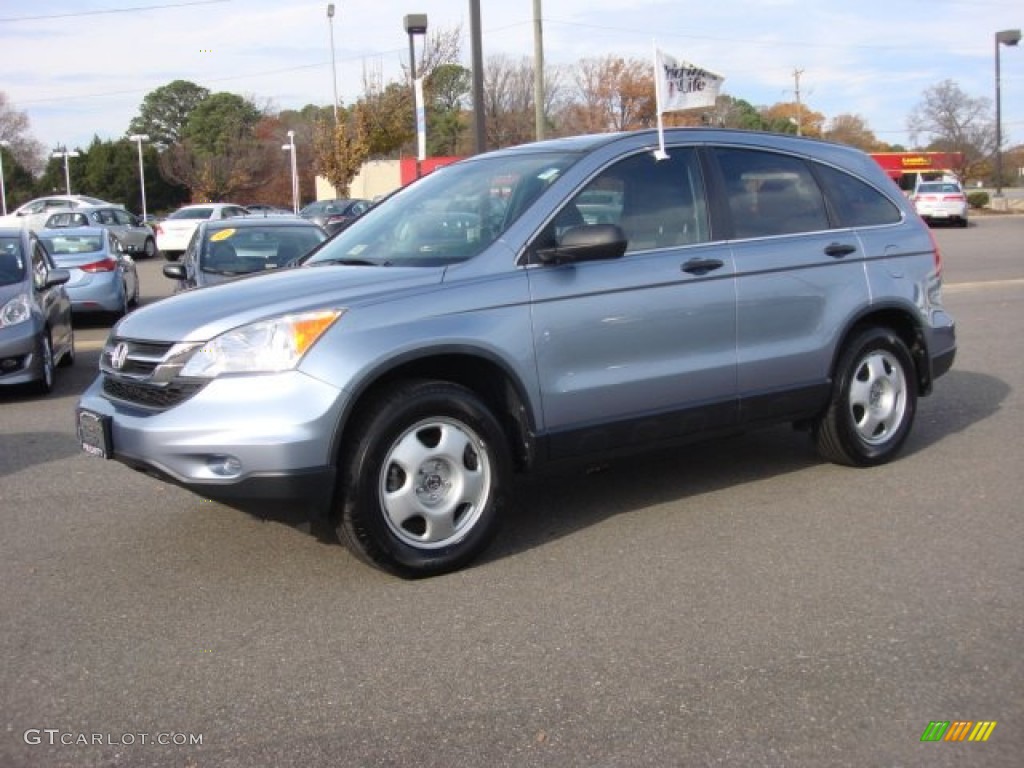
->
(282, 130, 299, 214)
(403, 13, 428, 179)
(0, 140, 10, 216)
(995, 29, 1021, 197)
(51, 147, 80, 196)
(327, 3, 340, 123)
(128, 133, 150, 220)
(469, 0, 485, 154)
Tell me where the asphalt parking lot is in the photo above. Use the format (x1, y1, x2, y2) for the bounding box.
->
(2, 215, 1023, 767)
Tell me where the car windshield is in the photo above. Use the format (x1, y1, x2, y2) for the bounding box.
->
(169, 207, 215, 220)
(38, 234, 105, 255)
(0, 237, 26, 286)
(303, 151, 581, 267)
(200, 226, 327, 275)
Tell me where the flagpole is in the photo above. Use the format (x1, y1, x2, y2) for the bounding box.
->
(652, 40, 668, 160)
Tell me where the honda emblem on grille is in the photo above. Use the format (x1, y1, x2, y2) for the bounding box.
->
(110, 342, 129, 370)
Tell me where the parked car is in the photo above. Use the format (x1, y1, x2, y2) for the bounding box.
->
(37, 227, 139, 318)
(299, 198, 371, 233)
(0, 227, 74, 394)
(154, 203, 251, 261)
(44, 206, 158, 258)
(162, 216, 327, 290)
(911, 181, 969, 227)
(244, 204, 294, 216)
(76, 128, 956, 577)
(0, 194, 112, 232)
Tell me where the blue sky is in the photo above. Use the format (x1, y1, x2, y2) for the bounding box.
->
(1, 0, 1021, 153)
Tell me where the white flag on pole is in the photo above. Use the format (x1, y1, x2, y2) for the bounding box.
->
(654, 49, 724, 113)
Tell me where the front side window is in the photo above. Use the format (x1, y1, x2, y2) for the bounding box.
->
(304, 151, 581, 267)
(532, 147, 709, 257)
(715, 148, 830, 238)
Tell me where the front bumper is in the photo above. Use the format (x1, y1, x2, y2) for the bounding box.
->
(0, 321, 44, 386)
(76, 369, 349, 505)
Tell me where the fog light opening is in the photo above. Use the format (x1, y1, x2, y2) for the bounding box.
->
(208, 455, 243, 477)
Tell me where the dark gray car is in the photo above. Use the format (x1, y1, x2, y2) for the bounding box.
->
(162, 216, 327, 290)
(44, 206, 158, 259)
(77, 128, 956, 577)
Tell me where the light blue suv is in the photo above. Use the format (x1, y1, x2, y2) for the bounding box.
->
(77, 129, 956, 577)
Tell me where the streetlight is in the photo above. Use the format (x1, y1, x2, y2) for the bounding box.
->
(281, 130, 299, 214)
(403, 13, 428, 179)
(0, 140, 10, 216)
(128, 133, 150, 220)
(327, 3, 339, 123)
(51, 147, 80, 196)
(994, 28, 1021, 198)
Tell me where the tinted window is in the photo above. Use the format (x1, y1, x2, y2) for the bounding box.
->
(543, 147, 709, 254)
(715, 148, 829, 238)
(169, 207, 215, 220)
(815, 164, 901, 228)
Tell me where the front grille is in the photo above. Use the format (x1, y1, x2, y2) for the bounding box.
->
(102, 376, 208, 409)
(100, 337, 206, 410)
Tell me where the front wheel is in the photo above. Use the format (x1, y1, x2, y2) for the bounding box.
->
(813, 328, 917, 466)
(336, 380, 512, 578)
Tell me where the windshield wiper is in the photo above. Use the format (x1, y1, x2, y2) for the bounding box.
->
(311, 257, 391, 267)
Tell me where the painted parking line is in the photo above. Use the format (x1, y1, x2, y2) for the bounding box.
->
(944, 278, 1024, 293)
(76, 340, 107, 352)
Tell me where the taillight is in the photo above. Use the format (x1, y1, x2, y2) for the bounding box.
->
(80, 258, 118, 273)
(943, 194, 965, 201)
(926, 229, 943, 277)
(154, 223, 164, 235)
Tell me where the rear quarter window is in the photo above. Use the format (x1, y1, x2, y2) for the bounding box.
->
(814, 164, 901, 228)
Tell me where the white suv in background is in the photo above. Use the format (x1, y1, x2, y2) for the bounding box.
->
(154, 203, 250, 260)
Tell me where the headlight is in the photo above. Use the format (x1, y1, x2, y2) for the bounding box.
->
(0, 293, 31, 328)
(180, 309, 344, 378)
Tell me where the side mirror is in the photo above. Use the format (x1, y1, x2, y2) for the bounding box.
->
(535, 224, 628, 265)
(44, 268, 71, 288)
(162, 263, 186, 281)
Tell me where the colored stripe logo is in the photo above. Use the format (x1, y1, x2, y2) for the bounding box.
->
(921, 721, 997, 742)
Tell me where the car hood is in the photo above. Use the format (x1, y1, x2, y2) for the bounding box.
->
(114, 264, 446, 343)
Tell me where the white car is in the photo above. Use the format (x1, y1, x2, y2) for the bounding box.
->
(0, 194, 111, 231)
(911, 181, 969, 228)
(154, 203, 250, 260)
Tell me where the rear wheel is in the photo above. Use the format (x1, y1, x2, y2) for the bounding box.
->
(336, 380, 511, 577)
(813, 327, 917, 466)
(143, 237, 157, 258)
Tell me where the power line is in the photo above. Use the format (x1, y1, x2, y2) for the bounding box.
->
(0, 0, 230, 23)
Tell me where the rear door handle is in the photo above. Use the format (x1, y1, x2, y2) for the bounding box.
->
(681, 257, 724, 275)
(825, 243, 857, 258)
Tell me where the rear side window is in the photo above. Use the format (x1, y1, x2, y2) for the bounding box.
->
(715, 148, 829, 238)
(814, 164, 901, 228)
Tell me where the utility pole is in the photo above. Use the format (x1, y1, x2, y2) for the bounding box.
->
(792, 68, 804, 136)
(533, 0, 545, 141)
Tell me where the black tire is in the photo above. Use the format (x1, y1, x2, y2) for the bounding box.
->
(336, 379, 511, 578)
(32, 333, 55, 395)
(143, 238, 157, 259)
(813, 327, 917, 466)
